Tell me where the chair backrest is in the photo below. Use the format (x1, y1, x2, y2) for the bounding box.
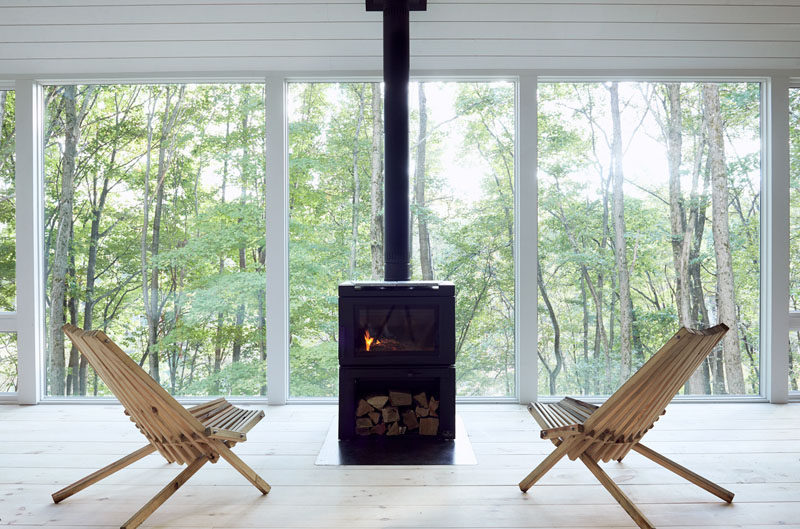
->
(582, 324, 728, 444)
(63, 324, 212, 464)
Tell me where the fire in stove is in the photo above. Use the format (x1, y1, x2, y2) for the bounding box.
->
(364, 330, 379, 352)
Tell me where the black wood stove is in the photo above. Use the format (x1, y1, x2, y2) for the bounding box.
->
(338, 281, 456, 439)
(337, 0, 456, 441)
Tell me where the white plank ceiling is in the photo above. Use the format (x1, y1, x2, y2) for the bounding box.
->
(0, 0, 799, 76)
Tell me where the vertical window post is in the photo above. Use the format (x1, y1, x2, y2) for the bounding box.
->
(766, 76, 790, 403)
(518, 74, 538, 403)
(265, 75, 289, 405)
(15, 80, 44, 405)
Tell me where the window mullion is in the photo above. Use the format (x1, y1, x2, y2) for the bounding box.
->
(265, 75, 289, 405)
(766, 75, 790, 403)
(15, 80, 44, 405)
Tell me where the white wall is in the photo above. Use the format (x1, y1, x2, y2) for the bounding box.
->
(1, 0, 800, 76)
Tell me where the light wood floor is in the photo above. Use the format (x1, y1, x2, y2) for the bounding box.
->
(1, 402, 799, 528)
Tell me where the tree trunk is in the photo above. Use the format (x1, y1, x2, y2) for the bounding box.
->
(608, 82, 634, 384)
(537, 257, 562, 395)
(65, 287, 79, 395)
(348, 84, 367, 279)
(703, 83, 746, 394)
(662, 83, 692, 326)
(49, 85, 81, 396)
(415, 83, 433, 280)
(233, 99, 253, 365)
(369, 85, 384, 280)
(144, 86, 184, 384)
(581, 273, 589, 394)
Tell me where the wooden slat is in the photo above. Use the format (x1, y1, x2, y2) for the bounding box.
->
(56, 325, 269, 529)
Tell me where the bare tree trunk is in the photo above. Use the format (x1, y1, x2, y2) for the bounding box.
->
(537, 257, 562, 395)
(258, 247, 267, 396)
(233, 98, 253, 365)
(369, 85, 384, 279)
(415, 83, 433, 280)
(144, 85, 184, 384)
(703, 83, 745, 394)
(662, 83, 692, 326)
(581, 273, 590, 394)
(608, 82, 634, 384)
(213, 118, 231, 393)
(349, 84, 367, 279)
(49, 85, 81, 396)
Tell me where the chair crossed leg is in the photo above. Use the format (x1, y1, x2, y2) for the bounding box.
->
(53, 443, 270, 529)
(518, 441, 733, 529)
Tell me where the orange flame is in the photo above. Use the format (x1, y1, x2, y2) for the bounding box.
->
(364, 330, 380, 352)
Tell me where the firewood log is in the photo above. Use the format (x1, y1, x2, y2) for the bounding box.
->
(371, 422, 387, 435)
(367, 395, 389, 409)
(356, 427, 371, 436)
(356, 399, 373, 417)
(429, 396, 439, 416)
(368, 411, 381, 424)
(415, 406, 429, 417)
(356, 417, 373, 430)
(381, 406, 400, 423)
(419, 417, 439, 436)
(401, 409, 419, 430)
(389, 391, 412, 407)
(386, 422, 401, 436)
(413, 392, 428, 407)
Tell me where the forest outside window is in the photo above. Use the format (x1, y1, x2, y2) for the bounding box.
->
(0, 88, 16, 394)
(538, 81, 762, 397)
(288, 81, 516, 398)
(0, 88, 14, 313)
(43, 83, 268, 398)
(789, 86, 799, 394)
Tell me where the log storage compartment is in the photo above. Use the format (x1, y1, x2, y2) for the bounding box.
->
(338, 282, 456, 440)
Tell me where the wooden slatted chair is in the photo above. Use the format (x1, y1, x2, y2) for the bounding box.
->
(519, 324, 734, 529)
(54, 324, 270, 529)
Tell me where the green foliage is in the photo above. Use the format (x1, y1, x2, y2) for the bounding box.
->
(538, 82, 762, 396)
(44, 83, 268, 397)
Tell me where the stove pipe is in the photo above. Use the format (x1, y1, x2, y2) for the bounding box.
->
(367, 0, 427, 281)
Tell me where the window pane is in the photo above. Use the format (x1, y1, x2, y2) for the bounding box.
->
(0, 333, 16, 392)
(0, 90, 15, 312)
(790, 86, 800, 394)
(538, 82, 761, 396)
(288, 81, 516, 398)
(44, 84, 267, 397)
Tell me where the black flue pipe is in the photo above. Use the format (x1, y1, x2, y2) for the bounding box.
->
(367, 0, 427, 281)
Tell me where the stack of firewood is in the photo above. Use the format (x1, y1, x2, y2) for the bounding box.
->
(355, 391, 440, 436)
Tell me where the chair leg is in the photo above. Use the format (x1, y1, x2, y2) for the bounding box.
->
(120, 456, 208, 529)
(580, 454, 655, 529)
(215, 442, 271, 494)
(519, 441, 570, 492)
(52, 444, 156, 504)
(632, 443, 734, 503)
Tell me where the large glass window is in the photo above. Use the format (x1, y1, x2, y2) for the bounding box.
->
(789, 86, 800, 394)
(538, 81, 761, 396)
(0, 89, 16, 394)
(44, 83, 267, 397)
(288, 81, 516, 398)
(0, 89, 14, 312)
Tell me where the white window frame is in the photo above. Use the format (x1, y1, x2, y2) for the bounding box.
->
(0, 70, 793, 405)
